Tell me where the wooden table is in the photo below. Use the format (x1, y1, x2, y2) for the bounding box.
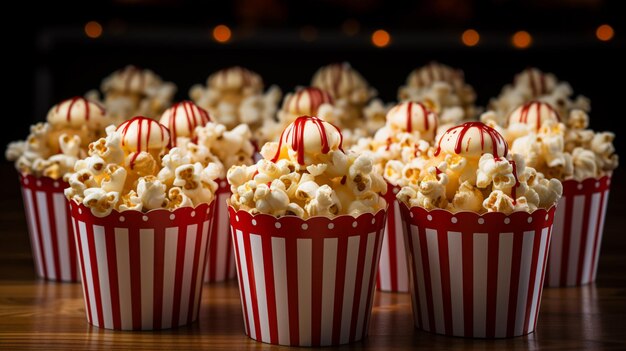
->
(1, 163, 625, 350)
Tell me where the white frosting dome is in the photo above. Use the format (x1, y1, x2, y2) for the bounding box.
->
(513, 68, 558, 97)
(207, 66, 263, 93)
(508, 101, 560, 130)
(282, 87, 333, 116)
(101, 65, 164, 94)
(311, 62, 368, 99)
(159, 101, 211, 145)
(47, 97, 108, 129)
(117, 116, 170, 153)
(273, 116, 343, 165)
(405, 61, 464, 88)
(386, 101, 438, 141)
(436, 122, 508, 158)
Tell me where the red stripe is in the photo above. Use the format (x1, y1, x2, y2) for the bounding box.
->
(128, 228, 143, 330)
(485, 233, 500, 338)
(575, 193, 593, 284)
(224, 217, 234, 279)
(152, 227, 166, 329)
(242, 232, 262, 340)
(404, 225, 422, 329)
(418, 226, 436, 332)
(85, 222, 105, 327)
(523, 229, 543, 334)
(44, 191, 61, 279)
(506, 231, 524, 337)
(331, 236, 347, 344)
(349, 234, 369, 342)
(66, 202, 78, 281)
(231, 228, 251, 335)
(363, 229, 383, 338)
(387, 207, 399, 292)
(285, 236, 300, 345)
(73, 218, 93, 323)
(29, 189, 49, 278)
(559, 195, 574, 286)
(461, 232, 474, 337)
(186, 224, 205, 323)
(311, 237, 324, 346)
(437, 231, 453, 336)
(171, 228, 188, 328)
(207, 215, 219, 281)
(104, 225, 121, 330)
(261, 233, 278, 344)
(534, 227, 552, 329)
(588, 190, 607, 283)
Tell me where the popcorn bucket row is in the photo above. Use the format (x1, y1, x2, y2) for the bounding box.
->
(376, 182, 409, 293)
(19, 174, 79, 282)
(400, 203, 556, 338)
(545, 175, 611, 287)
(69, 200, 214, 330)
(229, 207, 387, 346)
(204, 179, 237, 283)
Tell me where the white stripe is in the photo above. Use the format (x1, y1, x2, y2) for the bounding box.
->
(356, 232, 376, 339)
(93, 225, 113, 328)
(215, 193, 229, 281)
(179, 224, 198, 325)
(394, 203, 409, 293)
(447, 232, 464, 336)
(298, 239, 313, 345)
(412, 225, 429, 330)
(581, 193, 601, 284)
(53, 194, 71, 281)
(36, 191, 56, 280)
(473, 233, 488, 337)
(22, 188, 44, 277)
(161, 227, 179, 329)
(426, 228, 445, 334)
(250, 234, 270, 343)
(340, 236, 360, 344)
(72, 218, 88, 320)
(320, 238, 337, 345)
(193, 220, 211, 321)
(365, 228, 385, 334)
(140, 229, 155, 329)
(495, 233, 513, 337)
(379, 217, 392, 290)
(271, 237, 289, 345)
(232, 226, 248, 335)
(592, 190, 610, 282)
(527, 228, 549, 333)
(548, 196, 567, 286)
(237, 229, 256, 339)
(79, 221, 98, 326)
(115, 228, 132, 330)
(567, 195, 586, 285)
(514, 231, 535, 335)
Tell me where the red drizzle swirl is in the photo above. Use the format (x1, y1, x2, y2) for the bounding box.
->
(271, 116, 344, 165)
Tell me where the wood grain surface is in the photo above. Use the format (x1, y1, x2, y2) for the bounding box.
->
(1, 163, 625, 350)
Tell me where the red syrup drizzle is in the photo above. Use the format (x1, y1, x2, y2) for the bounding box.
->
(122, 66, 145, 93)
(271, 116, 343, 165)
(118, 116, 169, 170)
(166, 101, 211, 146)
(516, 101, 560, 131)
(291, 87, 334, 115)
(385, 137, 393, 151)
(56, 97, 105, 123)
(328, 63, 345, 98)
(434, 122, 508, 158)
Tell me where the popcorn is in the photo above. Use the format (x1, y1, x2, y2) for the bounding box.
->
(82, 188, 120, 218)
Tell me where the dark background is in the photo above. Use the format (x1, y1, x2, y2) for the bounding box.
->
(3, 0, 625, 159)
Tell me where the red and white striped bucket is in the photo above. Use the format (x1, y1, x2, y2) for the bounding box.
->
(204, 179, 236, 283)
(229, 207, 387, 346)
(545, 175, 611, 287)
(19, 174, 79, 282)
(399, 203, 556, 338)
(69, 200, 214, 330)
(376, 182, 409, 293)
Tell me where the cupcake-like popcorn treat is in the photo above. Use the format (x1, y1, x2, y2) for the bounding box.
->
(86, 65, 177, 123)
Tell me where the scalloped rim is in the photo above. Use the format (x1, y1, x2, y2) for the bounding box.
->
(561, 174, 611, 196)
(19, 173, 68, 191)
(229, 205, 387, 223)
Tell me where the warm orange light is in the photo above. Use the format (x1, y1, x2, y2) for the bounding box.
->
(461, 29, 480, 47)
(596, 24, 614, 42)
(342, 19, 360, 36)
(372, 29, 391, 48)
(512, 30, 532, 49)
(84, 21, 103, 39)
(213, 24, 232, 43)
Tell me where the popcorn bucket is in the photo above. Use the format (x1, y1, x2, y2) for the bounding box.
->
(545, 175, 611, 287)
(69, 200, 214, 330)
(204, 178, 237, 283)
(19, 174, 79, 282)
(229, 207, 387, 346)
(376, 182, 409, 293)
(399, 203, 556, 338)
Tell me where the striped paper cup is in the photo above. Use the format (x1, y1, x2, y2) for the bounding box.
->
(545, 175, 611, 287)
(204, 179, 237, 283)
(69, 200, 214, 330)
(229, 206, 387, 346)
(376, 182, 409, 293)
(399, 203, 556, 338)
(19, 174, 79, 282)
